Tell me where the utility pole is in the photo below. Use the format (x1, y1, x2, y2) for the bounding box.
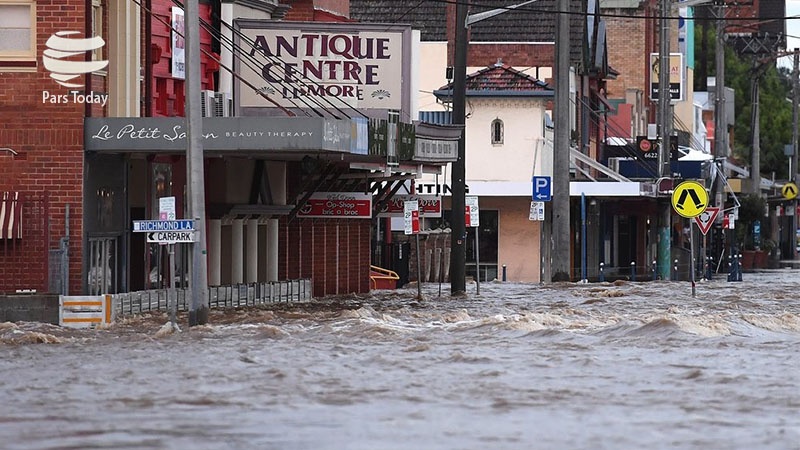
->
(656, 0, 672, 280)
(450, 0, 468, 295)
(551, 0, 571, 281)
(792, 48, 799, 259)
(185, 0, 209, 325)
(450, 0, 539, 291)
(750, 59, 763, 196)
(713, 3, 727, 256)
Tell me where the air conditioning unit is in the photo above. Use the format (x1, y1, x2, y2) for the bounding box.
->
(200, 90, 215, 118)
(213, 92, 232, 117)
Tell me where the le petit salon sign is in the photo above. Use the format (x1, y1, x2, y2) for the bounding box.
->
(84, 117, 356, 153)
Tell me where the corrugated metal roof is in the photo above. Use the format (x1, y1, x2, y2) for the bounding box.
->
(419, 111, 452, 125)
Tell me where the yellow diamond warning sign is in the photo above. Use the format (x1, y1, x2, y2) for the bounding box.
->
(781, 182, 798, 200)
(671, 180, 708, 218)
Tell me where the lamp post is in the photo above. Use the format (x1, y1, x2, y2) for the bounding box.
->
(450, 0, 540, 293)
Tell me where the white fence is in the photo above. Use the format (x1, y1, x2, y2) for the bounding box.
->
(111, 279, 313, 316)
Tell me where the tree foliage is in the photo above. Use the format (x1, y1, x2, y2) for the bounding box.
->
(694, 26, 795, 179)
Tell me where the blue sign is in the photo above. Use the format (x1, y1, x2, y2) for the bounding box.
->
(132, 219, 195, 232)
(532, 176, 552, 201)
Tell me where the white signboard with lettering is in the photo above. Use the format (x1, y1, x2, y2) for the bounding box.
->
(404, 200, 419, 235)
(465, 196, 479, 228)
(147, 231, 196, 244)
(236, 21, 411, 111)
(159, 196, 176, 221)
(529, 201, 545, 221)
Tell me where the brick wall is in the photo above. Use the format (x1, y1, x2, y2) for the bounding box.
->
(470, 44, 554, 71)
(605, 11, 650, 100)
(149, 0, 215, 116)
(283, 0, 349, 21)
(0, 0, 87, 294)
(280, 218, 371, 297)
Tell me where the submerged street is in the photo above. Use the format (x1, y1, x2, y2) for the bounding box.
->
(1, 270, 799, 449)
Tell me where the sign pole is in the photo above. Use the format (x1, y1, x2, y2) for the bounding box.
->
(416, 233, 422, 300)
(475, 227, 480, 295)
(169, 243, 178, 327)
(690, 222, 696, 298)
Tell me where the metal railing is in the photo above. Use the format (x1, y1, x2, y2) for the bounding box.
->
(112, 279, 312, 316)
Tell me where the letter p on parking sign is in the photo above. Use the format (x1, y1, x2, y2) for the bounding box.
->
(532, 176, 551, 201)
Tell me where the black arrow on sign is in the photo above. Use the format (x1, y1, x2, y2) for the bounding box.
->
(675, 188, 705, 211)
(784, 185, 797, 197)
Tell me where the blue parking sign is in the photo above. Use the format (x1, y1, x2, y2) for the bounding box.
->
(532, 176, 551, 201)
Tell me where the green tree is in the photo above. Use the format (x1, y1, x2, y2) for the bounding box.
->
(694, 26, 795, 179)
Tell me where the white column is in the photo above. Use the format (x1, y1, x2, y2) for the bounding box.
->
(108, 1, 140, 117)
(208, 219, 222, 285)
(231, 219, 244, 283)
(266, 162, 286, 281)
(266, 220, 279, 281)
(246, 219, 258, 282)
(219, 3, 233, 95)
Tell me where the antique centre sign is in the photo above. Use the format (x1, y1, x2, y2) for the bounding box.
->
(235, 20, 412, 112)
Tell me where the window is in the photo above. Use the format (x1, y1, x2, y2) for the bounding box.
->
(92, 0, 103, 62)
(491, 118, 504, 145)
(0, 1, 36, 69)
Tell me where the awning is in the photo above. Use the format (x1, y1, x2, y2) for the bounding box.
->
(1, 192, 21, 239)
(591, 88, 616, 113)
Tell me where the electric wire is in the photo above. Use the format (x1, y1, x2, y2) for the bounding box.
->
(171, 0, 349, 118)
(174, 0, 373, 120)
(129, 0, 314, 116)
(422, 0, 800, 23)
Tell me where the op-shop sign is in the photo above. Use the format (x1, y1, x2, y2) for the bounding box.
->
(297, 192, 372, 218)
(465, 196, 479, 227)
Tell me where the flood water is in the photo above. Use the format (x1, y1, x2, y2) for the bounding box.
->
(1, 270, 799, 450)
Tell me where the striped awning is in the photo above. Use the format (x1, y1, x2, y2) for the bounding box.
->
(0, 192, 21, 239)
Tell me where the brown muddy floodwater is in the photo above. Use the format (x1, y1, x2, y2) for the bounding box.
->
(1, 270, 799, 449)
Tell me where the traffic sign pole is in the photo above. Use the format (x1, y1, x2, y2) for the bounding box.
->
(690, 221, 696, 297)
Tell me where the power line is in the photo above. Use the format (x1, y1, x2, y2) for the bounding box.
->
(172, 0, 364, 119)
(129, 0, 314, 116)
(422, 0, 800, 23)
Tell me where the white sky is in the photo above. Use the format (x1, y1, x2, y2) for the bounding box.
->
(781, 0, 800, 68)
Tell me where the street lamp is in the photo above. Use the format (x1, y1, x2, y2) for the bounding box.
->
(450, 0, 541, 293)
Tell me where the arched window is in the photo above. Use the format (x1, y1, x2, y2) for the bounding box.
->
(491, 119, 504, 145)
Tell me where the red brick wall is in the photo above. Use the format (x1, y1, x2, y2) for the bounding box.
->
(148, 0, 215, 117)
(280, 218, 371, 296)
(283, 0, 349, 21)
(0, 0, 87, 294)
(605, 10, 650, 100)
(470, 44, 553, 71)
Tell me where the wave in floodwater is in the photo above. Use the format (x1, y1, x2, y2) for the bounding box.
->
(1, 270, 799, 450)
(2, 271, 800, 345)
